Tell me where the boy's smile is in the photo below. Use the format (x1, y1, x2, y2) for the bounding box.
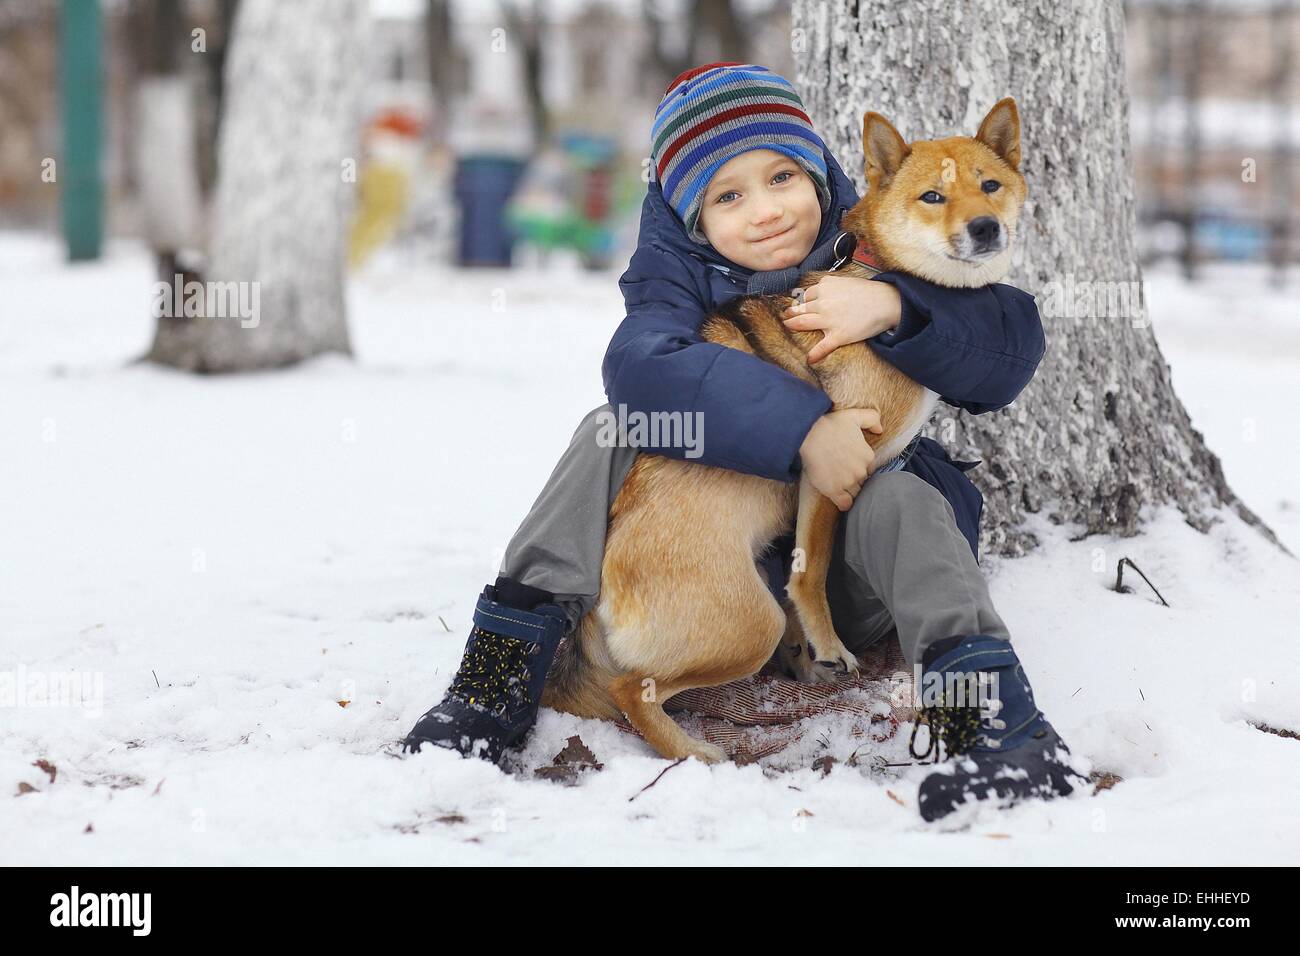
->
(696, 149, 822, 273)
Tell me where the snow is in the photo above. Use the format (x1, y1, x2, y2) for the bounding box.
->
(2, 233, 1298, 864)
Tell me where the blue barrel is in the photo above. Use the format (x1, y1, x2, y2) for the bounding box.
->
(453, 155, 528, 266)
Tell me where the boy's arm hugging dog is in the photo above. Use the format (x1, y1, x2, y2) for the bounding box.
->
(607, 238, 835, 481)
(864, 273, 1044, 416)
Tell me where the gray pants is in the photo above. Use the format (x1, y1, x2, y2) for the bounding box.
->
(500, 404, 1009, 666)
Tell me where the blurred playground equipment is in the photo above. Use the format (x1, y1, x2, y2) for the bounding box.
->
(505, 131, 642, 270)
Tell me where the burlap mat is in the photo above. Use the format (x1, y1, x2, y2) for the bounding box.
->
(614, 637, 917, 764)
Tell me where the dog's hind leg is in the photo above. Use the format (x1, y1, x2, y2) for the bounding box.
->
(608, 592, 789, 764)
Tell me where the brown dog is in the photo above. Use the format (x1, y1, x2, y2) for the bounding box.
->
(542, 99, 1028, 763)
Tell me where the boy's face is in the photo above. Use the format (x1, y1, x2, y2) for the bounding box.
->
(696, 148, 822, 272)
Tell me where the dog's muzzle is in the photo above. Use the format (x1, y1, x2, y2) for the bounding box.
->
(959, 216, 1005, 259)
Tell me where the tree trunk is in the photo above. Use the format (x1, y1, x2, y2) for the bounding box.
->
(500, 0, 550, 150)
(425, 0, 464, 146)
(131, 0, 204, 286)
(143, 0, 368, 373)
(792, 0, 1280, 557)
(641, 0, 748, 87)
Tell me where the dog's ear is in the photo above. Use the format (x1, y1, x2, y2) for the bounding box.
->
(976, 98, 1021, 170)
(862, 111, 909, 183)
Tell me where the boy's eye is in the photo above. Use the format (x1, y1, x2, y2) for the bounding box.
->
(715, 169, 797, 204)
(981, 179, 1001, 193)
(919, 191, 945, 204)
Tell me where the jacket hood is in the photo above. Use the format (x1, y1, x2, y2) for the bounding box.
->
(640, 141, 862, 281)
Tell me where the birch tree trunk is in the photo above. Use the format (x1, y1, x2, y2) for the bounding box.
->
(793, 0, 1279, 557)
(143, 0, 368, 372)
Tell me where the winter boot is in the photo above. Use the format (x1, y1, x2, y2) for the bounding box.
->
(402, 581, 568, 764)
(911, 635, 1085, 821)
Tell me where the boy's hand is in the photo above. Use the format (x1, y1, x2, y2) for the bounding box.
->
(782, 275, 902, 364)
(798, 408, 885, 511)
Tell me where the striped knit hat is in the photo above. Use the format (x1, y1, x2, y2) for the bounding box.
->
(651, 62, 832, 246)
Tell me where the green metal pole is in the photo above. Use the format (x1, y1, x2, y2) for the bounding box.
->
(61, 0, 103, 261)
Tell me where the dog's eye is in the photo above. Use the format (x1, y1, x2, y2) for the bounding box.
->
(981, 179, 1001, 193)
(919, 191, 944, 204)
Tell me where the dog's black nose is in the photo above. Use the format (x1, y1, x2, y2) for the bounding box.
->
(967, 217, 1001, 247)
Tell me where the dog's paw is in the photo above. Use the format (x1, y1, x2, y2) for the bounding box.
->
(777, 636, 858, 684)
(807, 637, 860, 679)
(775, 635, 828, 684)
(684, 740, 728, 765)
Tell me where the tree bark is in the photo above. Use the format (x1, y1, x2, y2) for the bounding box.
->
(792, 0, 1280, 557)
(143, 0, 368, 373)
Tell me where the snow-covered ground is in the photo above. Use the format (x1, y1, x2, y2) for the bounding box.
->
(2, 233, 1297, 865)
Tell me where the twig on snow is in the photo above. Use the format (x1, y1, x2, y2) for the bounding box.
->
(1113, 557, 1170, 607)
(628, 757, 687, 802)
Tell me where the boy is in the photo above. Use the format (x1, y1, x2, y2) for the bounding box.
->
(403, 63, 1084, 821)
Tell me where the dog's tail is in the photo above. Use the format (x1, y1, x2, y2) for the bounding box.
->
(542, 612, 622, 721)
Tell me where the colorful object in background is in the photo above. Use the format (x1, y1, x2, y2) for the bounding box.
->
(507, 131, 638, 270)
(453, 155, 528, 267)
(348, 108, 423, 269)
(61, 0, 103, 261)
(1194, 215, 1270, 262)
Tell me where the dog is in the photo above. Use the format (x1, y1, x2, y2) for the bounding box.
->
(542, 99, 1027, 763)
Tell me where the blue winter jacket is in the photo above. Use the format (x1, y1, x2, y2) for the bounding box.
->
(602, 145, 1045, 599)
